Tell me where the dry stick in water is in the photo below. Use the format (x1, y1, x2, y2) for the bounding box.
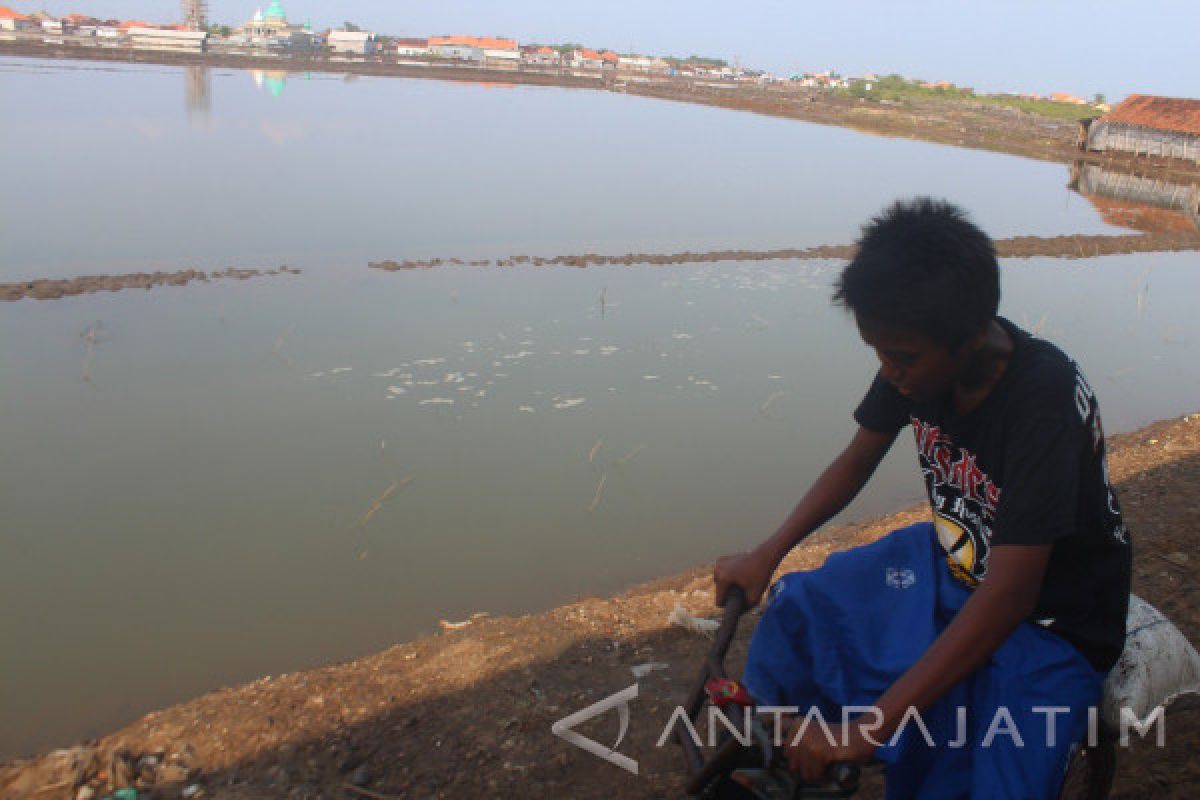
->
(82, 339, 96, 386)
(760, 390, 786, 416)
(272, 325, 293, 352)
(81, 322, 102, 385)
(588, 438, 603, 463)
(618, 443, 647, 464)
(272, 324, 296, 367)
(347, 477, 413, 534)
(1135, 266, 1153, 321)
(587, 472, 608, 513)
(348, 476, 413, 559)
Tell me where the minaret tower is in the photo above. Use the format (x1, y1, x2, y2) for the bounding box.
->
(181, 0, 208, 31)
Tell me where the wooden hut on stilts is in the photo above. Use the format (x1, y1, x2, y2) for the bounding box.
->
(1078, 95, 1200, 164)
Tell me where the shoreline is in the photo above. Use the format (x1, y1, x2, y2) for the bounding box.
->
(3, 412, 1198, 799)
(4, 41, 1200, 182)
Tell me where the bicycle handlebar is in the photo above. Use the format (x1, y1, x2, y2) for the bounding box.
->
(722, 584, 748, 616)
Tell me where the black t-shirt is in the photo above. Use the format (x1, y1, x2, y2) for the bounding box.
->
(854, 318, 1132, 671)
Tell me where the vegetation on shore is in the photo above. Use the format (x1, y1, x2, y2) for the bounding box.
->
(835, 74, 1104, 121)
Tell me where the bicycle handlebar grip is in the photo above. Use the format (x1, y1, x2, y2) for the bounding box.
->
(723, 585, 747, 617)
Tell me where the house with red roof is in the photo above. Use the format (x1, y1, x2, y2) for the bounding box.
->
(0, 5, 35, 31)
(1081, 94, 1200, 164)
(429, 35, 519, 64)
(520, 45, 561, 66)
(568, 48, 610, 70)
(392, 37, 430, 57)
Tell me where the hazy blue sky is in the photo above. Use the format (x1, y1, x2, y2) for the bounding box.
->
(25, 1, 1195, 100)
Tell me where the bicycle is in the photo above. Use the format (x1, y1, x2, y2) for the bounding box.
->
(671, 586, 1119, 800)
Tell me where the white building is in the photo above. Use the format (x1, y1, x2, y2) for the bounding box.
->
(429, 42, 482, 61)
(616, 55, 670, 73)
(393, 37, 429, 57)
(428, 36, 516, 64)
(327, 30, 376, 55)
(568, 48, 605, 70)
(129, 27, 208, 52)
(0, 9, 35, 31)
(483, 46, 520, 64)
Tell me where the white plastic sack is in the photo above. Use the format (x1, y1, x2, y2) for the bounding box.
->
(1100, 594, 1200, 731)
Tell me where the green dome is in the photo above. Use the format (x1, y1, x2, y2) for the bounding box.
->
(264, 0, 286, 21)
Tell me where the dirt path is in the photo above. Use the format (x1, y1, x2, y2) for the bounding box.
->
(4, 412, 1198, 800)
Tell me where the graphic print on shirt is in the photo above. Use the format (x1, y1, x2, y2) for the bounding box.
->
(912, 419, 1000, 586)
(1072, 367, 1128, 545)
(912, 363, 1126, 587)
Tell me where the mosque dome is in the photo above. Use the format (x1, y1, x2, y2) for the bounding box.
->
(263, 0, 286, 22)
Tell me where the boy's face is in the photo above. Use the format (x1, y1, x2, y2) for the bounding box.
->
(856, 316, 965, 404)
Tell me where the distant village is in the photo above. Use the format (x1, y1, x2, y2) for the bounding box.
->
(6, 2, 1199, 166)
(0, 2, 1106, 108)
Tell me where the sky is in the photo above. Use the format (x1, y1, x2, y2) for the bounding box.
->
(20, 1, 1196, 101)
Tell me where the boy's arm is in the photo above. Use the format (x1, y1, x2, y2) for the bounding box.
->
(786, 543, 1052, 781)
(714, 425, 899, 607)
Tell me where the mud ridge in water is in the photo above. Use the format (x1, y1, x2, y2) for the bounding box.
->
(0, 266, 302, 302)
(368, 233, 1200, 272)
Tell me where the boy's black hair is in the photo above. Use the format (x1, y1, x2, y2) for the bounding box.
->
(833, 197, 1000, 350)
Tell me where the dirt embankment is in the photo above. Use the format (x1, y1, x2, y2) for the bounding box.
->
(369, 232, 1200, 272)
(623, 82, 1200, 182)
(0, 267, 301, 302)
(4, 40, 1200, 181)
(3, 413, 1199, 800)
(14, 231, 1195, 304)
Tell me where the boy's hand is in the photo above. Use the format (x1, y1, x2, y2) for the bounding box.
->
(785, 720, 876, 785)
(713, 549, 777, 608)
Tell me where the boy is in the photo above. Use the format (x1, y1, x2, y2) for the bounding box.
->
(714, 198, 1131, 799)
